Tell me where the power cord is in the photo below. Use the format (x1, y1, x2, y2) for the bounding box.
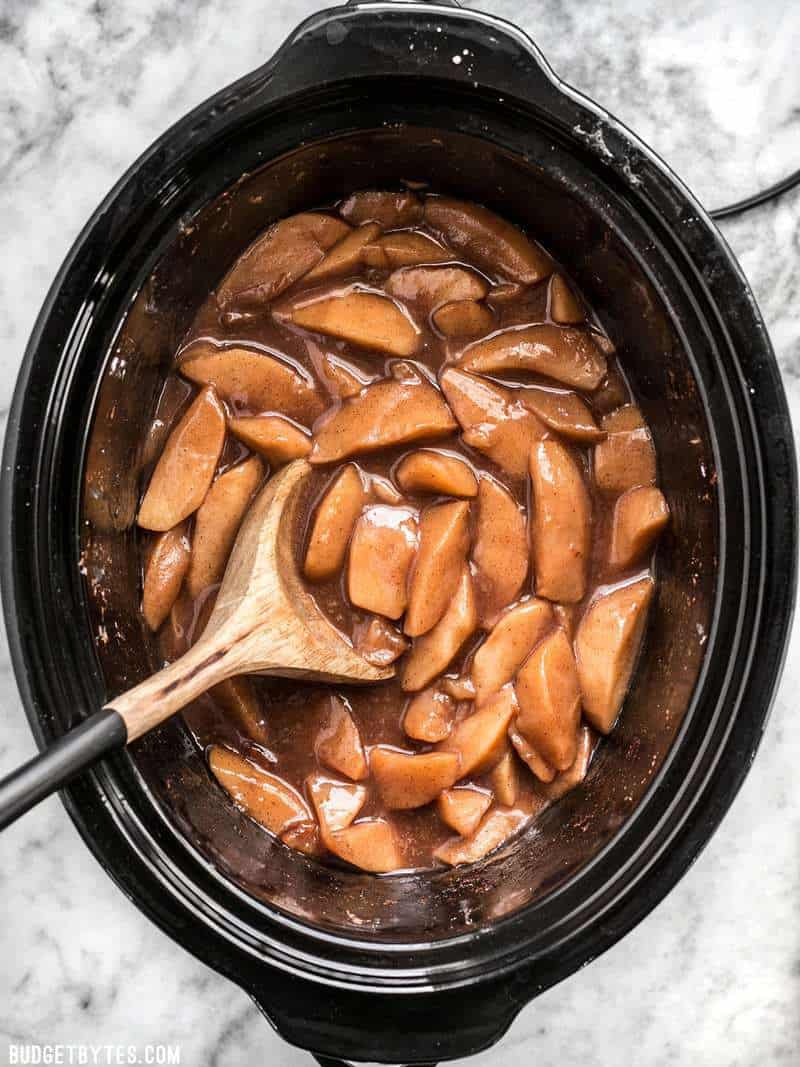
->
(710, 166, 800, 220)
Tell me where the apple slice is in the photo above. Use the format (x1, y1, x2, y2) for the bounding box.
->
(280, 821, 322, 856)
(303, 222, 382, 282)
(471, 598, 553, 704)
(433, 300, 494, 339)
(515, 628, 582, 771)
(529, 438, 592, 603)
(520, 387, 605, 443)
(353, 616, 409, 667)
(574, 577, 654, 733)
(405, 500, 471, 636)
(439, 687, 517, 777)
(471, 475, 529, 625)
(370, 747, 461, 809)
(315, 696, 367, 781)
(210, 676, 269, 746)
(385, 265, 489, 312)
(437, 786, 492, 836)
(138, 386, 226, 531)
(362, 231, 451, 269)
(348, 505, 419, 619)
(315, 353, 372, 399)
(403, 687, 456, 743)
(489, 748, 521, 806)
(395, 450, 478, 499)
(284, 288, 421, 357)
(401, 566, 478, 691)
(327, 819, 403, 872)
(306, 774, 367, 839)
(142, 523, 191, 631)
(538, 725, 597, 800)
(208, 746, 311, 835)
(434, 807, 527, 866)
(548, 274, 584, 324)
(339, 189, 423, 228)
(304, 464, 368, 582)
(593, 405, 657, 494)
(228, 415, 311, 464)
(458, 324, 607, 390)
(507, 723, 557, 783)
(186, 455, 264, 597)
(552, 603, 577, 639)
(609, 486, 669, 567)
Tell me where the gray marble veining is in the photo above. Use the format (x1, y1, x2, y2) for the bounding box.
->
(1, 1, 798, 1064)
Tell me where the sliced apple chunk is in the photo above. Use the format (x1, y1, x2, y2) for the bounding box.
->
(439, 686, 517, 777)
(353, 616, 409, 667)
(311, 367, 457, 464)
(142, 523, 191, 631)
(471, 598, 553, 704)
(440, 367, 544, 478)
(339, 189, 423, 228)
(216, 212, 350, 310)
(138, 386, 226, 531)
(424, 196, 551, 284)
(280, 821, 322, 856)
(210, 675, 269, 746)
(575, 577, 654, 734)
(362, 231, 451, 269)
(548, 274, 584, 324)
(437, 786, 492, 836)
(403, 687, 456, 743)
(472, 475, 529, 626)
(521, 387, 605, 443)
(395, 450, 478, 499)
(284, 288, 420, 357)
(348, 505, 419, 619)
(508, 723, 557, 783)
(316, 353, 372, 399)
(306, 774, 367, 839)
(405, 500, 471, 636)
(434, 807, 527, 866)
(179, 343, 325, 423)
(229, 415, 310, 465)
(440, 675, 476, 701)
(538, 725, 597, 800)
(370, 747, 461, 809)
(316, 696, 367, 781)
(433, 300, 494, 339)
(186, 455, 264, 597)
(594, 405, 657, 494)
(208, 746, 311, 835)
(303, 222, 382, 282)
(515, 628, 582, 771)
(489, 748, 521, 806)
(552, 603, 577, 639)
(609, 486, 670, 568)
(327, 819, 403, 873)
(304, 464, 368, 582)
(385, 265, 489, 312)
(401, 566, 478, 691)
(529, 438, 592, 603)
(458, 325, 607, 391)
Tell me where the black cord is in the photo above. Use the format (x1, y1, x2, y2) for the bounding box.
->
(710, 166, 800, 220)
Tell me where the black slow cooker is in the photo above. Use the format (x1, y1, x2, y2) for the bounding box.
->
(2, 1, 796, 1062)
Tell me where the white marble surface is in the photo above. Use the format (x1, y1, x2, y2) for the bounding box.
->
(1, 1, 799, 1064)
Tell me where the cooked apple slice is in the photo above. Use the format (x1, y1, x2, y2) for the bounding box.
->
(507, 723, 557, 783)
(315, 353, 372, 399)
(401, 566, 477, 691)
(609, 486, 669, 568)
(138, 386, 226, 531)
(437, 786, 492, 836)
(471, 475, 529, 625)
(283, 288, 421, 357)
(439, 686, 517, 776)
(548, 274, 584, 324)
(208, 746, 311, 834)
(311, 367, 457, 463)
(348, 505, 419, 619)
(529, 438, 591, 603)
(215, 212, 350, 310)
(362, 231, 451, 269)
(280, 821, 322, 856)
(339, 189, 423, 228)
(228, 415, 310, 464)
(521, 387, 605, 443)
(186, 455, 264, 597)
(327, 819, 403, 872)
(489, 748, 521, 806)
(142, 523, 191, 631)
(405, 500, 471, 636)
(304, 464, 368, 581)
(434, 806, 527, 866)
(141, 375, 194, 469)
(538, 725, 597, 800)
(440, 367, 544, 478)
(424, 196, 551, 284)
(471, 598, 553, 704)
(385, 265, 489, 312)
(306, 774, 367, 839)
(368, 473, 405, 505)
(303, 222, 382, 282)
(370, 747, 461, 809)
(403, 687, 456, 743)
(593, 405, 657, 493)
(552, 603, 577, 639)
(353, 616, 409, 667)
(209, 675, 269, 746)
(395, 450, 478, 499)
(515, 628, 582, 771)
(440, 675, 476, 701)
(575, 577, 654, 733)
(179, 343, 325, 423)
(316, 696, 368, 781)
(433, 300, 494, 339)
(458, 325, 607, 390)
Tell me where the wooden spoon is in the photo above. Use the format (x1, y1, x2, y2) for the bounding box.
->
(0, 459, 391, 830)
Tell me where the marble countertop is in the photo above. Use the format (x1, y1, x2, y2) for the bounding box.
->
(1, 1, 799, 1064)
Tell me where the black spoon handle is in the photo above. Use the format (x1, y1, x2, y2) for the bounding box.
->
(0, 709, 127, 830)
